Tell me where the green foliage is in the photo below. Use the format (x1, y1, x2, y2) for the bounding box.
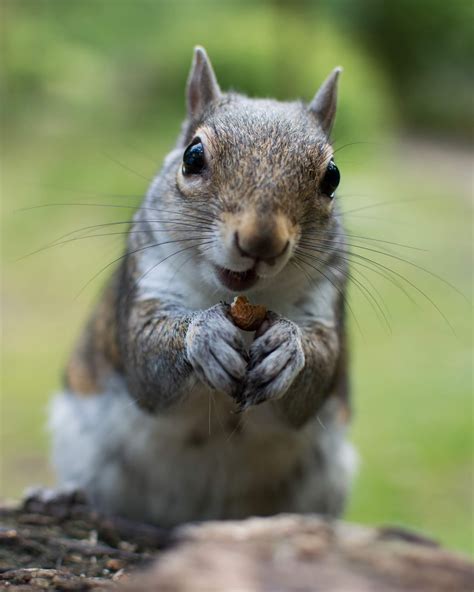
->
(2, 0, 395, 143)
(325, 0, 474, 137)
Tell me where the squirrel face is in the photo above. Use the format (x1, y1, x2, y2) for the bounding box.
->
(148, 48, 343, 295)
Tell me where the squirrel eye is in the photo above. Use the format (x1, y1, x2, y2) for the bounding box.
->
(320, 159, 340, 198)
(182, 137, 205, 175)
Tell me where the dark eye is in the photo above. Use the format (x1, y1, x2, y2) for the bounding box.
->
(320, 159, 340, 198)
(182, 137, 205, 175)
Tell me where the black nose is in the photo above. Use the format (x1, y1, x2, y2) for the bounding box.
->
(234, 231, 289, 266)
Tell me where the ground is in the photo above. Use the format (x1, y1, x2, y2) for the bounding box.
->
(1, 498, 473, 591)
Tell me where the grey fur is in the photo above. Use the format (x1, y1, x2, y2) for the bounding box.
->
(186, 303, 248, 399)
(187, 46, 222, 120)
(52, 47, 356, 526)
(309, 66, 342, 135)
(240, 313, 305, 409)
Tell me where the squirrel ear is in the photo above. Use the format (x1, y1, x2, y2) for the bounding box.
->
(186, 46, 222, 119)
(309, 67, 342, 135)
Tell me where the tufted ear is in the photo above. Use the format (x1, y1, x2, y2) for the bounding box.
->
(186, 46, 222, 120)
(309, 67, 342, 135)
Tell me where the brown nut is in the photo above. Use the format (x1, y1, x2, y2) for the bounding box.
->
(230, 296, 267, 331)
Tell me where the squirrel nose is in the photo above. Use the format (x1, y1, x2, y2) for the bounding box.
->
(234, 230, 289, 266)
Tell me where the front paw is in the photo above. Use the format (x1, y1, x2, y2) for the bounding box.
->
(186, 303, 248, 398)
(22, 485, 89, 518)
(240, 313, 305, 409)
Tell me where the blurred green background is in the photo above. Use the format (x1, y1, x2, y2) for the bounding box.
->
(1, 0, 472, 554)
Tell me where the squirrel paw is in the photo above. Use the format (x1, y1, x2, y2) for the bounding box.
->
(22, 485, 89, 518)
(186, 303, 248, 399)
(239, 312, 305, 409)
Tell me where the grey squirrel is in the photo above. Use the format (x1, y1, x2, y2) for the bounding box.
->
(49, 47, 357, 526)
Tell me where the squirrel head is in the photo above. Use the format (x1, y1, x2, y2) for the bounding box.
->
(148, 47, 344, 295)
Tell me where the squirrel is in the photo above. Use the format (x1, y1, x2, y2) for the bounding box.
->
(48, 47, 357, 526)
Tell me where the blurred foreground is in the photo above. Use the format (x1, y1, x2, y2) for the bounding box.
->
(2, 502, 473, 590)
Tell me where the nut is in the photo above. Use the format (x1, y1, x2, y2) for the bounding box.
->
(230, 296, 267, 331)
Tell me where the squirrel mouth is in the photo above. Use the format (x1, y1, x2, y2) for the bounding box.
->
(215, 265, 258, 291)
